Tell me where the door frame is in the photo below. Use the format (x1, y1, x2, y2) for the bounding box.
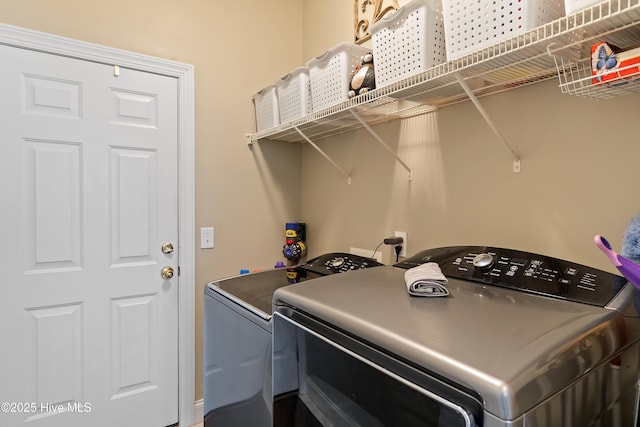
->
(0, 23, 196, 426)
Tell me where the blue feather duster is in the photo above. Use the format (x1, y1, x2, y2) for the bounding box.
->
(622, 213, 640, 263)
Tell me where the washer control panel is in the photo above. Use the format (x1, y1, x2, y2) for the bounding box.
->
(396, 246, 628, 306)
(300, 252, 383, 275)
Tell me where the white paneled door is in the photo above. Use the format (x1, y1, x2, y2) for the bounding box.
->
(0, 44, 179, 426)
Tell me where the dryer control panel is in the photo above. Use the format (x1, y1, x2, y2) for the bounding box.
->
(299, 252, 383, 276)
(396, 246, 628, 306)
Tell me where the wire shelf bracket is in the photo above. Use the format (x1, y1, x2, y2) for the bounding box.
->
(454, 73, 522, 173)
(349, 110, 413, 181)
(293, 126, 352, 185)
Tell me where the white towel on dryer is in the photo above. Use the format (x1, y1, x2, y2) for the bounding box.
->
(404, 262, 449, 297)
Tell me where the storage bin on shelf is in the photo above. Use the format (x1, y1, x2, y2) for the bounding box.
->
(443, 0, 565, 60)
(306, 43, 370, 111)
(371, 0, 447, 88)
(252, 85, 279, 132)
(276, 66, 313, 123)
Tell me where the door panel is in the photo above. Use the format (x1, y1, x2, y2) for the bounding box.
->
(111, 147, 156, 263)
(26, 139, 83, 271)
(0, 44, 178, 427)
(28, 303, 83, 411)
(111, 294, 157, 397)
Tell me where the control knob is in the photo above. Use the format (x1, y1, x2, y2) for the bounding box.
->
(330, 257, 345, 269)
(473, 253, 495, 271)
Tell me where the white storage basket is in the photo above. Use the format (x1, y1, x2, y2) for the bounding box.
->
(306, 43, 370, 111)
(371, 0, 447, 88)
(252, 85, 279, 132)
(564, 0, 606, 15)
(443, 0, 565, 60)
(276, 66, 313, 123)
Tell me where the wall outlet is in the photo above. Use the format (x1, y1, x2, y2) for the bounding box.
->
(394, 231, 407, 257)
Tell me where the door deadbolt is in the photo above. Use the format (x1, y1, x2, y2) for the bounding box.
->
(161, 266, 174, 279)
(162, 242, 174, 254)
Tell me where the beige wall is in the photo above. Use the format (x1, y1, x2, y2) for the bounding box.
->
(4, 0, 640, 411)
(1, 0, 304, 403)
(300, 0, 640, 273)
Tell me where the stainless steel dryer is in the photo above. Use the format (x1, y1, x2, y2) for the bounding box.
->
(203, 253, 382, 427)
(273, 246, 640, 426)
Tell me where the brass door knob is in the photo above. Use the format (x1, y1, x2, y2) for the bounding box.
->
(161, 266, 174, 279)
(162, 242, 174, 254)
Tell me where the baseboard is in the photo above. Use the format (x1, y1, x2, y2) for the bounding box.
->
(194, 399, 203, 423)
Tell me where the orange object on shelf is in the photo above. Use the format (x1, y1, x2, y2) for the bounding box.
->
(591, 42, 640, 85)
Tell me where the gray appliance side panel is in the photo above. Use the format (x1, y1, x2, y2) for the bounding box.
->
(203, 292, 272, 418)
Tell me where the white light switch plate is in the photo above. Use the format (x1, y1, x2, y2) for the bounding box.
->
(201, 227, 214, 249)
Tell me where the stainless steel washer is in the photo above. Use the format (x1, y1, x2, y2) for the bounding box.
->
(203, 253, 382, 427)
(273, 246, 640, 426)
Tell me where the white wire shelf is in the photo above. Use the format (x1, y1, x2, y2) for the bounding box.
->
(248, 0, 640, 144)
(552, 49, 640, 98)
